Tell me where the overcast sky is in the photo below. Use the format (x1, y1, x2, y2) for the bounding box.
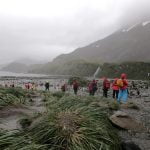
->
(0, 0, 150, 63)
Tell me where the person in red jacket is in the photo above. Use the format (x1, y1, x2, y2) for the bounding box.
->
(103, 77, 110, 98)
(73, 80, 79, 95)
(117, 73, 128, 103)
(112, 78, 119, 99)
(88, 80, 98, 96)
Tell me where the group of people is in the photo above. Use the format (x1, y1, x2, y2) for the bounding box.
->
(61, 80, 79, 95)
(59, 73, 129, 103)
(102, 73, 128, 103)
(24, 82, 39, 90)
(2, 73, 129, 103)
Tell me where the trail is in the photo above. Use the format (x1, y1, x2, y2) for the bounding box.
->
(118, 94, 150, 150)
(0, 95, 46, 130)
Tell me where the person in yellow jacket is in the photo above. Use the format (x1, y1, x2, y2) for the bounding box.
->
(117, 73, 128, 103)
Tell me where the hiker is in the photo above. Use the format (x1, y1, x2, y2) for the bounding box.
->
(103, 77, 110, 98)
(25, 82, 30, 90)
(61, 84, 67, 92)
(45, 82, 50, 91)
(73, 80, 79, 95)
(10, 82, 15, 88)
(112, 78, 119, 99)
(117, 73, 128, 103)
(91, 80, 98, 96)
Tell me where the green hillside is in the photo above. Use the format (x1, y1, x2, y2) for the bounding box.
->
(99, 62, 150, 80)
(29, 59, 99, 77)
(29, 61, 150, 80)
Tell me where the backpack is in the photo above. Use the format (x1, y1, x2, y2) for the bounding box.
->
(117, 79, 123, 87)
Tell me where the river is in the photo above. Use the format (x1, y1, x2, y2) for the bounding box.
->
(0, 71, 47, 77)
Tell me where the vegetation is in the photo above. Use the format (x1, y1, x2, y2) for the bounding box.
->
(108, 101, 120, 110)
(99, 62, 150, 80)
(121, 102, 140, 110)
(19, 117, 32, 129)
(52, 91, 66, 99)
(0, 94, 121, 150)
(30, 60, 150, 80)
(29, 59, 99, 77)
(0, 87, 28, 109)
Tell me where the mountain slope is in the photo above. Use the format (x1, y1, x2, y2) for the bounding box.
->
(99, 62, 150, 80)
(53, 22, 150, 63)
(29, 59, 99, 76)
(1, 62, 28, 73)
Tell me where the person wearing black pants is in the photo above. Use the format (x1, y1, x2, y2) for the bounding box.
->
(103, 88, 108, 98)
(112, 78, 119, 99)
(103, 77, 110, 98)
(113, 90, 119, 99)
(73, 80, 79, 95)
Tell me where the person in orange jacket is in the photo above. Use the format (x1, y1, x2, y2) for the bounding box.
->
(112, 78, 119, 99)
(117, 73, 128, 103)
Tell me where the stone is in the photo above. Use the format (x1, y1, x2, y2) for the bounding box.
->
(110, 111, 145, 132)
(121, 142, 141, 150)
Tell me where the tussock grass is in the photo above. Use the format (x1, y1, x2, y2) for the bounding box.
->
(108, 101, 120, 110)
(0, 94, 121, 150)
(122, 102, 140, 110)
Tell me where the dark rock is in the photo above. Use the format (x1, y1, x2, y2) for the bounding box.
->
(121, 142, 141, 150)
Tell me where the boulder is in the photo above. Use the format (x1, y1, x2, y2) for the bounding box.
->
(121, 142, 141, 150)
(110, 111, 145, 132)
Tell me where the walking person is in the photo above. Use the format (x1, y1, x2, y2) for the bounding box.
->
(103, 77, 110, 98)
(91, 80, 98, 96)
(45, 81, 50, 91)
(117, 73, 128, 103)
(73, 80, 79, 95)
(112, 78, 119, 99)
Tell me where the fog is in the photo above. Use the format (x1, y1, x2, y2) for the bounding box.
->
(0, 0, 150, 64)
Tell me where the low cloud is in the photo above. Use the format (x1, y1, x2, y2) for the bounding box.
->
(0, 0, 150, 63)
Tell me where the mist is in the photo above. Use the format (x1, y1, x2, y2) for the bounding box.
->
(0, 0, 150, 64)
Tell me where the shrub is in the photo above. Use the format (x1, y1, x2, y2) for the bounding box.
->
(108, 101, 120, 110)
(28, 108, 121, 150)
(19, 117, 32, 129)
(52, 91, 66, 99)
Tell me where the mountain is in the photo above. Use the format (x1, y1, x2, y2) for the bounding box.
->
(29, 59, 99, 76)
(53, 21, 150, 63)
(1, 62, 29, 73)
(1, 58, 48, 73)
(14, 58, 47, 66)
(30, 21, 150, 77)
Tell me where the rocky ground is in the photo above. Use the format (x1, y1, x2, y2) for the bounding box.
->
(118, 96, 150, 150)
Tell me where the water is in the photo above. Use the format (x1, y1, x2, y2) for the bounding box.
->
(0, 71, 47, 77)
